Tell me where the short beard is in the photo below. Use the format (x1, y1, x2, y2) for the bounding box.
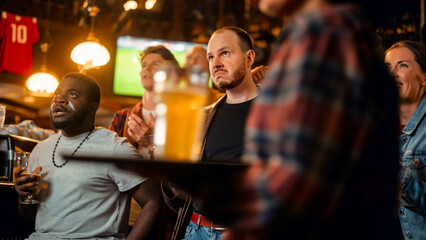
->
(51, 109, 88, 131)
(51, 119, 68, 130)
(216, 64, 246, 91)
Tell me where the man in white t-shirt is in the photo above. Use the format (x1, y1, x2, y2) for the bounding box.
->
(14, 72, 164, 240)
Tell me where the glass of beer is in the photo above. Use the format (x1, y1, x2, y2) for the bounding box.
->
(153, 64, 209, 162)
(15, 151, 40, 204)
(13, 151, 24, 182)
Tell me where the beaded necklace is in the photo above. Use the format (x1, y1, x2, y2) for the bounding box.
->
(52, 128, 94, 168)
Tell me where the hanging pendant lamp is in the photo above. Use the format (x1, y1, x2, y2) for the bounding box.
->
(26, 0, 59, 96)
(70, 6, 110, 71)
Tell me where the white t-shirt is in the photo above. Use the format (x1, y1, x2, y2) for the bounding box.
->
(141, 108, 156, 123)
(27, 127, 146, 239)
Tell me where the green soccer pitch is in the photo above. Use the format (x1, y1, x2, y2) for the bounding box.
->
(113, 47, 187, 97)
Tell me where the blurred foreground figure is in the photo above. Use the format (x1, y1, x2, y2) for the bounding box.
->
(193, 0, 402, 239)
(385, 40, 426, 240)
(109, 46, 179, 240)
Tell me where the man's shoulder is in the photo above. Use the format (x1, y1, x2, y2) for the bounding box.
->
(204, 94, 227, 112)
(87, 128, 140, 157)
(92, 127, 122, 139)
(92, 127, 134, 146)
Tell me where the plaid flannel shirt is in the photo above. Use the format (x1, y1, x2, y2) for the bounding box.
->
(218, 4, 400, 239)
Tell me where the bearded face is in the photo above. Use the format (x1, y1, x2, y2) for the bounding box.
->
(207, 30, 250, 92)
(51, 102, 88, 130)
(50, 77, 93, 131)
(213, 61, 247, 91)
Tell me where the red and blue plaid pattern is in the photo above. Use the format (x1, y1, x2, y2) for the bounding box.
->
(219, 4, 400, 239)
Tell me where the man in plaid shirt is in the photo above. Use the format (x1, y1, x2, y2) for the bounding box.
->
(193, 0, 402, 239)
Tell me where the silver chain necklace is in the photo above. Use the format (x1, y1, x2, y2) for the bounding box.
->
(52, 128, 94, 168)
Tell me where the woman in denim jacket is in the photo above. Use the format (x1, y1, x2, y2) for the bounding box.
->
(385, 40, 426, 240)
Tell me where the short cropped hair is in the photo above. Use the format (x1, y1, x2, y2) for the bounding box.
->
(62, 72, 101, 106)
(190, 45, 207, 54)
(385, 40, 426, 73)
(212, 26, 253, 52)
(139, 45, 180, 69)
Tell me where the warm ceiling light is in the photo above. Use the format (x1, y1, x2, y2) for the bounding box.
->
(123, 0, 138, 11)
(26, 67, 59, 95)
(70, 6, 110, 70)
(26, 43, 59, 96)
(145, 0, 157, 10)
(70, 35, 110, 68)
(26, 0, 59, 96)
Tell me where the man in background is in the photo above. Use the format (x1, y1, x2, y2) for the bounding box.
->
(184, 45, 210, 71)
(109, 46, 180, 240)
(184, 44, 225, 105)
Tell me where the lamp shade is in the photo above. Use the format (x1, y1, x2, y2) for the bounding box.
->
(26, 71, 59, 94)
(70, 40, 110, 69)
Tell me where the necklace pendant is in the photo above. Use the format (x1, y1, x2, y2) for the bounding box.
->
(52, 129, 94, 168)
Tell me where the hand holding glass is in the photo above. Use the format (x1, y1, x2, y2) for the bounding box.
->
(15, 152, 41, 204)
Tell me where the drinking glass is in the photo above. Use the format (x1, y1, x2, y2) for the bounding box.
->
(153, 64, 210, 162)
(13, 151, 23, 182)
(16, 151, 40, 204)
(0, 104, 5, 130)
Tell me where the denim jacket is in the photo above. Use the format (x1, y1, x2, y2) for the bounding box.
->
(399, 95, 426, 240)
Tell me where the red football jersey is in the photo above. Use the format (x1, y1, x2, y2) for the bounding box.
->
(0, 11, 39, 76)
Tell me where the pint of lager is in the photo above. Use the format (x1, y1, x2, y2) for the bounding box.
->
(153, 64, 209, 162)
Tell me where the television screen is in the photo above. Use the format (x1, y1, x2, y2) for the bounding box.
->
(113, 35, 206, 97)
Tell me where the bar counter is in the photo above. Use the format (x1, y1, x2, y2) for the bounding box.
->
(0, 181, 34, 238)
(0, 133, 38, 238)
(0, 181, 14, 188)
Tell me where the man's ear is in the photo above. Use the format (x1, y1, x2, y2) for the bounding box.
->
(246, 49, 255, 68)
(90, 102, 99, 117)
